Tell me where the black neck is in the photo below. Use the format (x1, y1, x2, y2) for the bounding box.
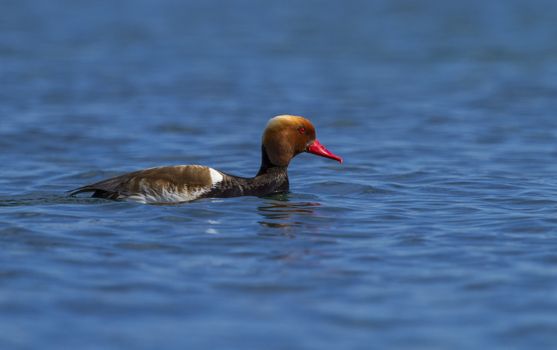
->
(203, 146, 289, 198)
(256, 145, 287, 177)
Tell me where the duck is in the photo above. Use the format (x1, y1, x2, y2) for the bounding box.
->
(69, 115, 342, 204)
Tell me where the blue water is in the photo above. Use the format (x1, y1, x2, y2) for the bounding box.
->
(2, 0, 557, 349)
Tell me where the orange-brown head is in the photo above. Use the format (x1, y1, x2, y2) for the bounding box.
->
(262, 115, 343, 167)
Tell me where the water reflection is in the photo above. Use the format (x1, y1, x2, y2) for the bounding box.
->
(257, 194, 321, 234)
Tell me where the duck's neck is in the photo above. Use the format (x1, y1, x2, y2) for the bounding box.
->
(242, 145, 288, 194)
(202, 147, 289, 199)
(256, 146, 287, 177)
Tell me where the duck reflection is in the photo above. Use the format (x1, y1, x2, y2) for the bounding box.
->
(257, 193, 320, 234)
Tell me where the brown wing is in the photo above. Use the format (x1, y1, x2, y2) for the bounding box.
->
(69, 165, 215, 201)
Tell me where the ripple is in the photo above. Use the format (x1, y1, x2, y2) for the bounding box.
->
(3, 1, 557, 348)
(306, 181, 378, 196)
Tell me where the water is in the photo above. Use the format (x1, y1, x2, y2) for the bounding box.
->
(2, 0, 557, 348)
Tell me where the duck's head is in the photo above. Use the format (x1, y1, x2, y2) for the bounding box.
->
(262, 115, 343, 167)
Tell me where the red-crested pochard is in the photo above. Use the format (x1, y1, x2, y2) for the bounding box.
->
(70, 115, 342, 203)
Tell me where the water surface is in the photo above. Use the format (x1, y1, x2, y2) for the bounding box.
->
(2, 1, 557, 349)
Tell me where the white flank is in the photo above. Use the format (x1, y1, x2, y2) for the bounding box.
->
(209, 168, 223, 185)
(127, 187, 209, 204)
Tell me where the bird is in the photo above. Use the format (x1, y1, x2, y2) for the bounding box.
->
(69, 115, 342, 204)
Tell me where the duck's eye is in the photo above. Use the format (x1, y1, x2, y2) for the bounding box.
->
(298, 127, 306, 134)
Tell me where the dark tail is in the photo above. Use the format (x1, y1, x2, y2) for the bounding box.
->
(68, 186, 121, 199)
(68, 185, 94, 197)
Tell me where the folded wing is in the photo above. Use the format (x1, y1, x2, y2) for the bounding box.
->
(69, 165, 223, 203)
